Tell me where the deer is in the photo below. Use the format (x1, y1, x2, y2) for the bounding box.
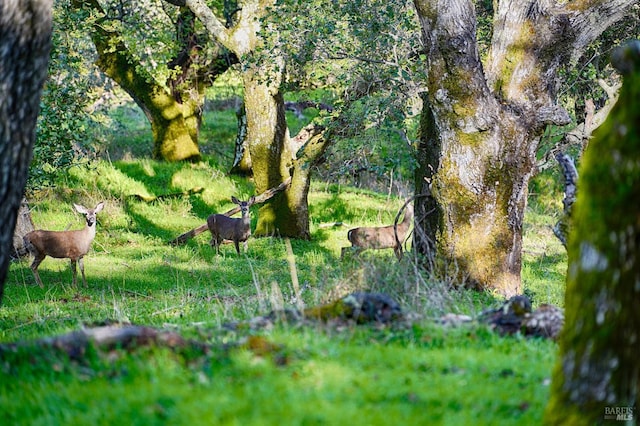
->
(23, 202, 105, 288)
(341, 202, 413, 261)
(207, 196, 255, 255)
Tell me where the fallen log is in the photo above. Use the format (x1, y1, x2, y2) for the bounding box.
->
(0, 324, 204, 362)
(169, 177, 292, 246)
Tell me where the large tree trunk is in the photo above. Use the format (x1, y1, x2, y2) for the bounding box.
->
(412, 0, 637, 296)
(545, 41, 640, 425)
(243, 69, 301, 237)
(0, 0, 52, 303)
(243, 70, 326, 239)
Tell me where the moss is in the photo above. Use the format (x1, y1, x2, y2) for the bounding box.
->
(451, 214, 514, 291)
(434, 157, 477, 221)
(565, 0, 601, 12)
(545, 42, 640, 424)
(151, 112, 201, 162)
(442, 70, 480, 114)
(457, 130, 484, 148)
(432, 149, 523, 295)
(492, 21, 535, 96)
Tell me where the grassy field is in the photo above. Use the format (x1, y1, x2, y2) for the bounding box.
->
(0, 105, 567, 425)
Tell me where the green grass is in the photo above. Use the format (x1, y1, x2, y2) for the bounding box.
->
(1, 324, 555, 425)
(1, 103, 566, 424)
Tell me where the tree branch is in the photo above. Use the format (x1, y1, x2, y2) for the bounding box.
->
(567, 0, 639, 64)
(536, 81, 621, 171)
(180, 0, 234, 53)
(553, 153, 578, 248)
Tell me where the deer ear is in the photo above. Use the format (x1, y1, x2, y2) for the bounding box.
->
(95, 202, 105, 213)
(249, 196, 256, 205)
(231, 196, 240, 204)
(74, 204, 87, 214)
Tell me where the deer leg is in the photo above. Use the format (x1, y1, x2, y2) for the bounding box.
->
(341, 246, 361, 259)
(70, 259, 78, 288)
(210, 235, 222, 255)
(234, 240, 241, 255)
(78, 257, 87, 287)
(30, 253, 45, 288)
(393, 246, 403, 261)
(243, 240, 248, 253)
(209, 235, 216, 253)
(340, 247, 349, 259)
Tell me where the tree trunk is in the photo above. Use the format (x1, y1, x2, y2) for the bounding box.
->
(242, 66, 316, 238)
(545, 41, 640, 425)
(11, 199, 35, 259)
(412, 0, 637, 296)
(0, 0, 52, 303)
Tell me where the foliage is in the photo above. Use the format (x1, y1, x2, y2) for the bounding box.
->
(29, 6, 109, 190)
(83, 0, 184, 90)
(261, 0, 424, 187)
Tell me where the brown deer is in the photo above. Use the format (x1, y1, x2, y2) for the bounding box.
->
(23, 202, 104, 288)
(341, 202, 413, 261)
(207, 196, 255, 255)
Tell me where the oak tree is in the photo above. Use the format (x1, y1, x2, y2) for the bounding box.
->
(412, 0, 638, 296)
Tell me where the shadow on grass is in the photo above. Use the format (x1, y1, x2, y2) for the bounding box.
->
(121, 199, 179, 243)
(522, 250, 567, 307)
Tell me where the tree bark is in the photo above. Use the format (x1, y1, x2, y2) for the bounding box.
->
(412, 0, 637, 296)
(242, 68, 296, 237)
(230, 102, 252, 175)
(552, 153, 578, 248)
(0, 0, 52, 303)
(11, 199, 35, 259)
(545, 40, 640, 425)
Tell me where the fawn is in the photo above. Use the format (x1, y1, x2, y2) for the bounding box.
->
(341, 202, 413, 261)
(207, 196, 255, 255)
(23, 202, 104, 287)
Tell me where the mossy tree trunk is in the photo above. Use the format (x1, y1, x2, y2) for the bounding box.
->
(243, 66, 299, 237)
(243, 63, 328, 239)
(74, 0, 236, 162)
(169, 0, 330, 239)
(412, 0, 636, 296)
(0, 0, 52, 303)
(544, 41, 640, 425)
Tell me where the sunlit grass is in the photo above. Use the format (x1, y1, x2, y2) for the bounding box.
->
(2, 100, 567, 425)
(0, 322, 555, 426)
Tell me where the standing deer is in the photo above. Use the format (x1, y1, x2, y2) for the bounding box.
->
(341, 202, 413, 261)
(207, 196, 255, 255)
(23, 202, 104, 288)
